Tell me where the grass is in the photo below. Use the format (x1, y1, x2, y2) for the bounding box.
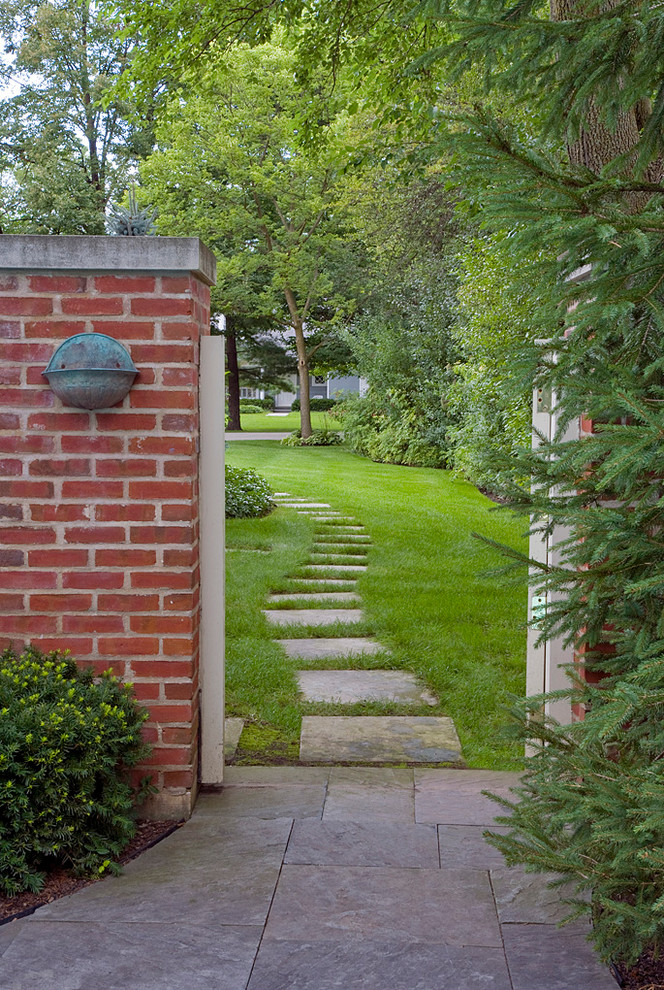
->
(230, 410, 339, 433)
(225, 441, 529, 769)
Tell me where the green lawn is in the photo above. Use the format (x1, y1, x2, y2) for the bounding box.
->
(225, 441, 528, 769)
(230, 410, 338, 432)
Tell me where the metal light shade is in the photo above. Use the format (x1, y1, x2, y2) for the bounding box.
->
(43, 333, 138, 410)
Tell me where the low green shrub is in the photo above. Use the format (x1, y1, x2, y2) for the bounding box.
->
(280, 429, 343, 447)
(336, 392, 446, 468)
(0, 647, 150, 896)
(239, 403, 266, 415)
(291, 397, 338, 412)
(225, 465, 274, 518)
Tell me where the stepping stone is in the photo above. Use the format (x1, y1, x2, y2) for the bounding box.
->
(317, 525, 365, 532)
(281, 502, 331, 508)
(311, 552, 367, 562)
(314, 536, 371, 544)
(273, 492, 292, 496)
(284, 579, 357, 587)
(299, 564, 368, 573)
(263, 609, 364, 626)
(300, 716, 462, 764)
(296, 670, 438, 705)
(224, 717, 244, 759)
(267, 592, 361, 603)
(277, 638, 383, 659)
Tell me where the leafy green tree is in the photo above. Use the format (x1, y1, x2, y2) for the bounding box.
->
(141, 37, 365, 437)
(0, 0, 153, 232)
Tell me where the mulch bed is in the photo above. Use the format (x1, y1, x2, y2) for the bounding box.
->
(0, 819, 181, 926)
(613, 949, 664, 989)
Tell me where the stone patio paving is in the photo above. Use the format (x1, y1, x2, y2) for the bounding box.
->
(0, 767, 615, 989)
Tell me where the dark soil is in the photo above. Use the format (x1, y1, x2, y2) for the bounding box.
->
(0, 819, 181, 925)
(614, 948, 664, 989)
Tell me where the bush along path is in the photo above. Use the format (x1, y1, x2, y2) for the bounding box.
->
(266, 493, 463, 764)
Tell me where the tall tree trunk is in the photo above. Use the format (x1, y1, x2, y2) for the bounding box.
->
(293, 317, 312, 439)
(226, 326, 242, 432)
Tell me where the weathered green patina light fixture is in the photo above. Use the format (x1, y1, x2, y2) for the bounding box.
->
(42, 333, 138, 410)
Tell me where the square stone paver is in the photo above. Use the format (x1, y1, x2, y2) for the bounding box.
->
(264, 865, 502, 946)
(415, 769, 521, 826)
(491, 866, 585, 925)
(285, 820, 438, 867)
(264, 609, 364, 627)
(35, 817, 291, 928)
(194, 785, 326, 820)
(0, 922, 262, 990)
(300, 716, 461, 763)
(297, 669, 437, 705)
(278, 638, 383, 660)
(502, 924, 614, 990)
(324, 767, 415, 822)
(266, 592, 361, 604)
(438, 824, 509, 870)
(247, 940, 512, 990)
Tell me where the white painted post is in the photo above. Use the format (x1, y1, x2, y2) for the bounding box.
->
(199, 333, 226, 784)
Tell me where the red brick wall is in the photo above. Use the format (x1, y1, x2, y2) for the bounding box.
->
(0, 269, 211, 810)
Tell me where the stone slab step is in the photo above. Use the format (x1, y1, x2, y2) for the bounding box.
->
(280, 503, 331, 508)
(316, 525, 365, 532)
(311, 552, 368, 562)
(300, 716, 462, 764)
(296, 670, 437, 706)
(263, 609, 364, 627)
(267, 592, 361, 604)
(300, 564, 368, 573)
(283, 579, 358, 587)
(277, 637, 383, 659)
(224, 717, 244, 759)
(314, 536, 371, 544)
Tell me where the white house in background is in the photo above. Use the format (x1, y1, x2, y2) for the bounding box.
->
(273, 373, 367, 410)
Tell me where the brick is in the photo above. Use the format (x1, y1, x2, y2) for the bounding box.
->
(0, 368, 20, 385)
(94, 275, 156, 293)
(142, 726, 160, 744)
(29, 549, 88, 567)
(149, 703, 194, 722)
(134, 368, 156, 385)
(130, 571, 192, 590)
(0, 436, 54, 454)
(0, 276, 19, 291)
(0, 459, 22, 476)
(3, 527, 55, 545)
(0, 480, 54, 498)
(62, 480, 123, 499)
(163, 593, 196, 611)
(98, 594, 159, 612)
(63, 615, 125, 634)
(132, 659, 194, 679)
(130, 390, 195, 410)
(65, 526, 125, 544)
(96, 503, 155, 522)
(0, 297, 52, 316)
(161, 322, 198, 341)
(99, 637, 159, 655)
(61, 296, 123, 315)
(30, 593, 92, 612)
(89, 320, 155, 342)
(3, 341, 53, 363)
(63, 571, 125, 590)
(96, 458, 156, 477)
(131, 682, 160, 700)
(162, 726, 193, 745)
(30, 458, 90, 477)
(129, 480, 192, 500)
(164, 681, 196, 700)
(141, 747, 192, 766)
(0, 413, 20, 429)
(96, 548, 156, 567)
(0, 388, 53, 408)
(163, 770, 194, 788)
(29, 275, 87, 293)
(22, 367, 45, 386)
(61, 435, 124, 454)
(2, 570, 56, 589)
(31, 637, 94, 655)
(132, 344, 194, 364)
(30, 504, 88, 522)
(131, 525, 191, 544)
(130, 615, 193, 634)
(95, 412, 157, 432)
(129, 436, 193, 456)
(29, 411, 90, 431)
(161, 504, 193, 522)
(131, 297, 191, 317)
(0, 504, 22, 520)
(163, 548, 196, 567)
(0, 615, 57, 634)
(25, 319, 87, 338)
(162, 413, 196, 432)
(163, 637, 196, 655)
(0, 595, 24, 612)
(0, 320, 20, 338)
(160, 276, 192, 293)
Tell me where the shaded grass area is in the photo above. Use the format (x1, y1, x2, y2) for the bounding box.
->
(226, 442, 528, 770)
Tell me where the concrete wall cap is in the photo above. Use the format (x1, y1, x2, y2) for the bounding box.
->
(0, 234, 217, 286)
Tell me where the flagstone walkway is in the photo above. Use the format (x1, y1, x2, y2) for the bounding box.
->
(266, 492, 463, 764)
(0, 767, 614, 989)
